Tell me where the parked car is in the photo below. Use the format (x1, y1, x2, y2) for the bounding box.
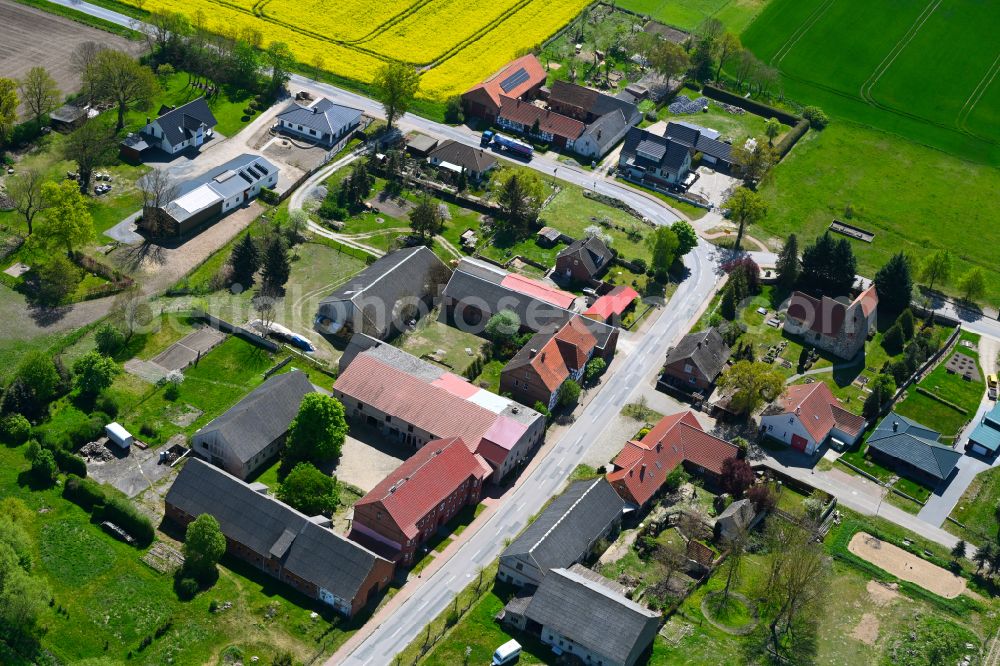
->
(990, 386, 997, 400)
(988, 373, 997, 389)
(492, 639, 521, 666)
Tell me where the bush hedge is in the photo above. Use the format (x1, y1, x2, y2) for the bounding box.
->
(63, 474, 106, 510)
(63, 474, 154, 546)
(774, 119, 810, 158)
(258, 187, 280, 205)
(54, 448, 87, 477)
(0, 414, 31, 445)
(702, 84, 800, 126)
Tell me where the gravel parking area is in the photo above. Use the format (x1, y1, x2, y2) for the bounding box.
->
(331, 425, 411, 492)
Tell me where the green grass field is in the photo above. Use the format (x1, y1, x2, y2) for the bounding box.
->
(742, 0, 1000, 164)
(950, 466, 1000, 542)
(756, 120, 1000, 306)
(618, 0, 772, 32)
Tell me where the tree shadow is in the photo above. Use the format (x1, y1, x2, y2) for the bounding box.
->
(26, 303, 71, 328)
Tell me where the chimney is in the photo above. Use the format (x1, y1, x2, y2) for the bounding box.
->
(640, 464, 646, 480)
(795, 406, 801, 415)
(529, 348, 538, 357)
(892, 421, 898, 432)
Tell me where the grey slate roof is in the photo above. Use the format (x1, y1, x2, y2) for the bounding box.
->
(525, 567, 659, 664)
(194, 370, 313, 464)
(665, 122, 733, 163)
(867, 412, 959, 481)
(428, 140, 497, 174)
(172, 153, 279, 201)
(620, 127, 691, 176)
(557, 235, 613, 277)
(166, 458, 389, 601)
(664, 328, 731, 380)
(276, 97, 362, 136)
(581, 109, 630, 155)
(501, 478, 624, 574)
(443, 260, 618, 352)
(153, 97, 217, 147)
(317, 246, 451, 337)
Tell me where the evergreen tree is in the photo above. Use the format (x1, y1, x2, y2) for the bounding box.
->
(897, 309, 915, 340)
(261, 235, 290, 295)
(775, 233, 800, 291)
(874, 252, 913, 315)
(720, 284, 737, 320)
(409, 194, 443, 238)
(229, 233, 260, 288)
(800, 232, 856, 295)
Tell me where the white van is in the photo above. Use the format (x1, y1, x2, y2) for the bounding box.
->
(491, 639, 522, 665)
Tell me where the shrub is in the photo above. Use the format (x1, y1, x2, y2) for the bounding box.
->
(175, 576, 199, 601)
(95, 324, 126, 356)
(557, 379, 582, 408)
(164, 382, 181, 401)
(95, 495, 155, 546)
(140, 423, 157, 439)
(54, 449, 87, 477)
(258, 188, 280, 205)
(95, 393, 120, 418)
(64, 474, 105, 509)
(0, 414, 31, 445)
(317, 199, 346, 220)
(67, 414, 106, 448)
(802, 106, 829, 129)
(532, 401, 552, 422)
(631, 257, 647, 273)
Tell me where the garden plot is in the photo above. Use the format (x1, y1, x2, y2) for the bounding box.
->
(847, 532, 965, 598)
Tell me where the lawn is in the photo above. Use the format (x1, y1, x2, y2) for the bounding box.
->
(949, 466, 1000, 542)
(131, 71, 255, 137)
(539, 186, 654, 265)
(742, 0, 1000, 165)
(655, 94, 791, 144)
(0, 443, 358, 665)
(755, 121, 1000, 306)
(619, 0, 773, 32)
(393, 312, 489, 376)
(472, 359, 505, 393)
(894, 344, 985, 440)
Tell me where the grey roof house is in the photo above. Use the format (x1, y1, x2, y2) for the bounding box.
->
(661, 327, 731, 393)
(555, 235, 614, 284)
(427, 140, 498, 180)
(141, 153, 279, 237)
(191, 370, 313, 479)
(498, 477, 624, 588)
(504, 566, 660, 666)
(275, 97, 363, 148)
(314, 246, 452, 340)
(618, 121, 733, 188)
(165, 458, 394, 617)
(866, 412, 961, 486)
(122, 97, 218, 159)
(546, 80, 642, 159)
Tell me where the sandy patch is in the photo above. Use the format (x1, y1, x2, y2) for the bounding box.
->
(866, 579, 900, 606)
(848, 532, 966, 598)
(851, 612, 879, 645)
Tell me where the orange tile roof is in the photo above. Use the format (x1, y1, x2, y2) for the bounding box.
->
(531, 337, 571, 392)
(500, 273, 577, 309)
(463, 54, 546, 110)
(607, 411, 737, 507)
(778, 383, 865, 443)
(554, 316, 597, 369)
(355, 437, 492, 540)
(854, 284, 879, 317)
(583, 286, 640, 321)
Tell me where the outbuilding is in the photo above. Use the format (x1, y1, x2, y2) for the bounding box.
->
(105, 422, 134, 449)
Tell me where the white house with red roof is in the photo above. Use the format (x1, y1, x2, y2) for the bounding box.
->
(349, 436, 492, 565)
(760, 382, 866, 454)
(783, 285, 878, 360)
(334, 335, 546, 482)
(606, 411, 738, 509)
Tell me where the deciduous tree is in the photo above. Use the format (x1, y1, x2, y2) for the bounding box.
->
(86, 49, 160, 132)
(484, 310, 520, 343)
(718, 360, 783, 415)
(37, 180, 94, 253)
(671, 220, 698, 256)
(714, 32, 741, 82)
(650, 41, 690, 82)
(63, 116, 118, 194)
(723, 187, 767, 251)
(18, 67, 60, 127)
(6, 168, 48, 236)
(0, 78, 18, 148)
(920, 250, 952, 293)
(764, 118, 781, 145)
(647, 225, 680, 280)
(958, 267, 986, 304)
(285, 394, 348, 464)
(372, 61, 420, 130)
(557, 379, 582, 409)
(494, 169, 544, 233)
(732, 142, 776, 186)
(277, 462, 340, 516)
(183, 514, 226, 580)
(720, 457, 754, 497)
(72, 351, 120, 396)
(265, 41, 294, 97)
(409, 193, 443, 239)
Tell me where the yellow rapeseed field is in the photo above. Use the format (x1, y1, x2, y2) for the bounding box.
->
(126, 0, 590, 100)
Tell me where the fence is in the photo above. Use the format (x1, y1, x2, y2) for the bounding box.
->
(879, 324, 961, 417)
(190, 309, 280, 352)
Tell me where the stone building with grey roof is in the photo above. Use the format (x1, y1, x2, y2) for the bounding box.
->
(498, 477, 624, 588)
(314, 246, 451, 340)
(191, 370, 313, 479)
(165, 458, 394, 617)
(503, 566, 660, 666)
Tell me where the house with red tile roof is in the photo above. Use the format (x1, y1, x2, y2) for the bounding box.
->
(760, 382, 866, 455)
(461, 54, 547, 122)
(334, 335, 546, 482)
(497, 96, 586, 150)
(349, 437, 492, 565)
(584, 285, 640, 326)
(500, 317, 598, 411)
(783, 285, 878, 360)
(606, 411, 738, 509)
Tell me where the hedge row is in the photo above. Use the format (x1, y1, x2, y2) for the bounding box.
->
(702, 84, 801, 126)
(774, 119, 810, 158)
(915, 386, 970, 415)
(63, 474, 155, 547)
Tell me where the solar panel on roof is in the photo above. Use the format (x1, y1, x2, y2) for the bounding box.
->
(500, 67, 530, 93)
(238, 171, 254, 184)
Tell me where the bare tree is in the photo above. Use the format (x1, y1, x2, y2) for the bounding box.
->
(734, 49, 759, 91)
(720, 526, 748, 604)
(652, 541, 687, 588)
(110, 284, 151, 341)
(253, 287, 280, 334)
(714, 33, 741, 82)
(6, 168, 49, 236)
(71, 42, 107, 101)
(137, 170, 179, 237)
